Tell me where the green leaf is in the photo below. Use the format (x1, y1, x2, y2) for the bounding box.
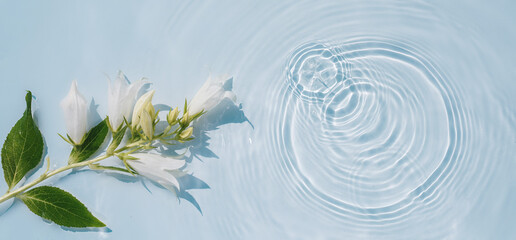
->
(19, 186, 105, 228)
(69, 119, 109, 164)
(107, 126, 127, 155)
(184, 98, 187, 114)
(1, 91, 44, 190)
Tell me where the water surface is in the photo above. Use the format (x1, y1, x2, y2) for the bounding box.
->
(0, 0, 515, 239)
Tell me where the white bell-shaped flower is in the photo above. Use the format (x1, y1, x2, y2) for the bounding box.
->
(60, 80, 89, 145)
(128, 153, 185, 191)
(108, 71, 146, 131)
(188, 74, 236, 115)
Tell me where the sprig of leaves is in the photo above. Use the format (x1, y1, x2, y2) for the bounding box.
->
(1, 92, 105, 228)
(1, 90, 205, 230)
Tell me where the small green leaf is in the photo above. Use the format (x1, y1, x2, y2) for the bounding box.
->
(190, 110, 205, 122)
(69, 119, 109, 164)
(19, 186, 105, 228)
(184, 98, 188, 114)
(1, 91, 44, 190)
(107, 126, 127, 155)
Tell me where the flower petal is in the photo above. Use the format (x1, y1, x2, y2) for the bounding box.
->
(131, 153, 186, 170)
(108, 73, 129, 129)
(128, 153, 185, 191)
(189, 75, 235, 115)
(108, 71, 147, 130)
(139, 111, 154, 139)
(60, 80, 88, 144)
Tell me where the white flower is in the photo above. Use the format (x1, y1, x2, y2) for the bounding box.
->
(131, 90, 155, 129)
(188, 74, 236, 115)
(60, 80, 88, 145)
(108, 71, 146, 131)
(128, 153, 185, 191)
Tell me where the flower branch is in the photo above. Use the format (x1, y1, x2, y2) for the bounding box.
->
(0, 72, 237, 229)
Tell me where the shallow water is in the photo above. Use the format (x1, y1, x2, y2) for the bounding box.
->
(0, 0, 515, 239)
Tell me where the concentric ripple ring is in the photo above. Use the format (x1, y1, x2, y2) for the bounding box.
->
(269, 37, 471, 228)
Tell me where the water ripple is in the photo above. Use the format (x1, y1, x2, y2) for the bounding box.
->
(286, 42, 349, 102)
(268, 37, 476, 232)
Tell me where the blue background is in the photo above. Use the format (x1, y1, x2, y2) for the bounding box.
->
(0, 0, 515, 239)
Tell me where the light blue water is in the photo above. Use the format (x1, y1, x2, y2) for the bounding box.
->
(1, 0, 515, 239)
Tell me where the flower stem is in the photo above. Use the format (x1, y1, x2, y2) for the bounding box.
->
(0, 154, 110, 204)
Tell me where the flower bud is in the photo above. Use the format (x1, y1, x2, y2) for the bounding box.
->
(140, 111, 154, 139)
(167, 107, 179, 125)
(132, 90, 155, 129)
(180, 112, 189, 126)
(179, 127, 193, 139)
(145, 101, 156, 118)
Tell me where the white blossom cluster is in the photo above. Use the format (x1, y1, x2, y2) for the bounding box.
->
(60, 72, 236, 191)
